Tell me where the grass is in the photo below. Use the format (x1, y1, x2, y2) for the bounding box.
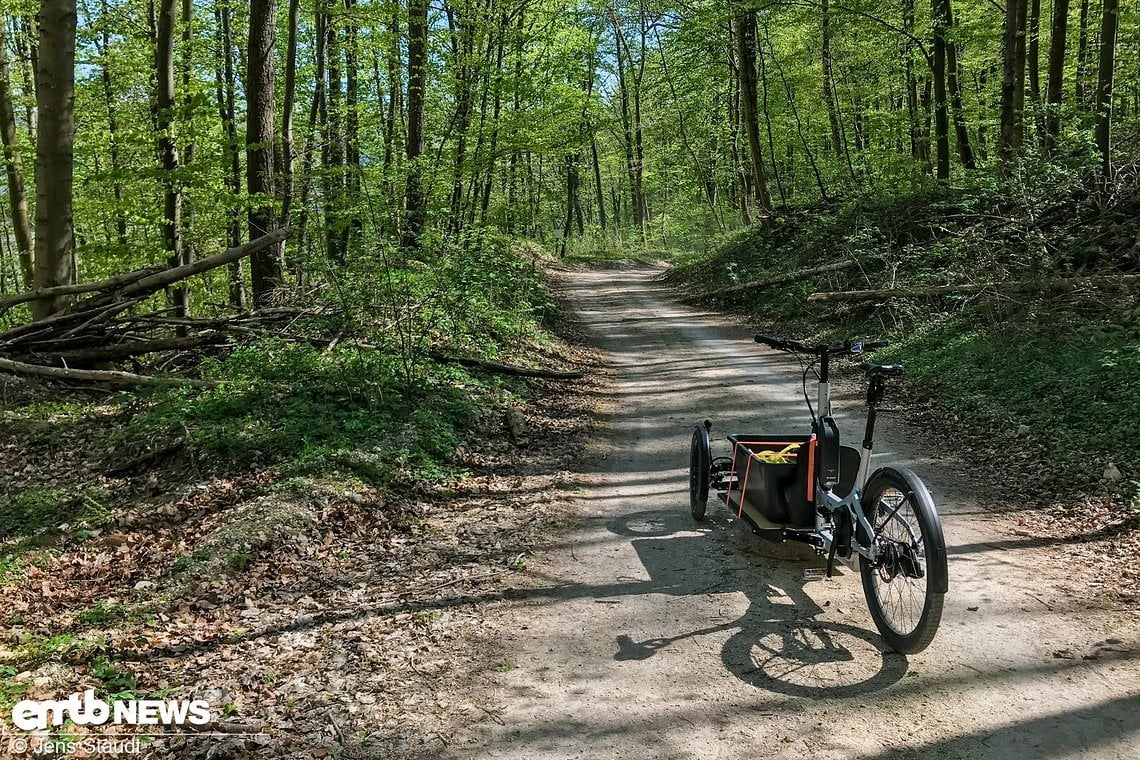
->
(0, 487, 113, 541)
(876, 308, 1140, 494)
(666, 175, 1140, 503)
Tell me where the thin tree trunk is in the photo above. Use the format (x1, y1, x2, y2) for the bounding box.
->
(214, 0, 245, 308)
(33, 0, 77, 319)
(14, 17, 37, 146)
(931, 0, 951, 179)
(1094, 0, 1119, 179)
(940, 0, 975, 169)
(1044, 0, 1070, 153)
(344, 0, 361, 241)
(479, 12, 507, 225)
(756, 40, 786, 205)
(324, 3, 346, 263)
(280, 0, 300, 235)
(733, 7, 773, 215)
(591, 135, 606, 230)
(0, 18, 34, 288)
(999, 0, 1029, 168)
(92, 0, 126, 247)
(179, 0, 195, 281)
(821, 0, 845, 170)
(155, 0, 186, 318)
(383, 7, 402, 178)
(403, 0, 428, 248)
(1075, 0, 1090, 105)
(765, 23, 828, 200)
(446, 0, 474, 233)
(902, 0, 921, 161)
(727, 38, 750, 225)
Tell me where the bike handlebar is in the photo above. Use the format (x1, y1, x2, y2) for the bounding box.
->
(754, 334, 889, 356)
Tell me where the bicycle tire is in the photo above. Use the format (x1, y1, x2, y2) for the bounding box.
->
(689, 426, 711, 521)
(859, 467, 948, 654)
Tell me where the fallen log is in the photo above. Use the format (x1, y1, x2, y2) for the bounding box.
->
(24, 334, 225, 366)
(115, 227, 290, 301)
(0, 266, 165, 316)
(428, 351, 584, 379)
(807, 273, 1140, 303)
(0, 228, 291, 348)
(701, 260, 862, 299)
(0, 356, 222, 387)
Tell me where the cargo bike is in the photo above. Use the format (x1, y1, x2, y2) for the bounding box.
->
(688, 335, 948, 653)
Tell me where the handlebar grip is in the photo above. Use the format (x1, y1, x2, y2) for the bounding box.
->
(755, 334, 787, 350)
(862, 340, 890, 351)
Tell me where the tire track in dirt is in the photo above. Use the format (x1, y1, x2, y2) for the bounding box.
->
(449, 267, 1140, 760)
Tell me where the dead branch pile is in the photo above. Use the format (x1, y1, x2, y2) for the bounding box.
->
(0, 229, 308, 386)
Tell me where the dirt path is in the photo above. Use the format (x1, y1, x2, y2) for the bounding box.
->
(449, 267, 1140, 759)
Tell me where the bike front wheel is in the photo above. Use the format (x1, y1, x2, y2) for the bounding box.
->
(689, 425, 711, 521)
(859, 467, 948, 654)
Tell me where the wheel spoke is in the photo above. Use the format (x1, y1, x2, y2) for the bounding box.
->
(869, 487, 928, 638)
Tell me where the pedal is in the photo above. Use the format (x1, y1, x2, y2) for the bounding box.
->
(804, 567, 843, 581)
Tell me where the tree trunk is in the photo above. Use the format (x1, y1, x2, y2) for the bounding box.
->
(614, 19, 640, 232)
(764, 22, 828, 200)
(214, 0, 245, 308)
(0, 18, 33, 288)
(383, 7, 402, 179)
(1094, 0, 1119, 179)
(479, 14, 507, 225)
(941, 0, 975, 169)
(446, 0, 474, 233)
(999, 0, 1029, 168)
(33, 0, 77, 319)
(591, 135, 606, 230)
(324, 2, 346, 263)
(931, 0, 951, 180)
(280, 0, 300, 235)
(1075, 0, 1090, 105)
(93, 0, 126, 247)
(246, 0, 282, 303)
(1044, 0, 1070, 153)
(403, 0, 428, 248)
(1027, 0, 1046, 138)
(344, 0, 361, 239)
(902, 0, 921, 161)
(14, 17, 37, 146)
(155, 0, 186, 318)
(733, 7, 773, 214)
(821, 0, 845, 171)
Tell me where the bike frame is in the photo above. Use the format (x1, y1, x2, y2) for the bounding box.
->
(809, 346, 887, 568)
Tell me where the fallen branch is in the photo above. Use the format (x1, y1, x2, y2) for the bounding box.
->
(807, 273, 1140, 303)
(115, 227, 291, 301)
(0, 266, 165, 315)
(428, 351, 584, 379)
(0, 356, 222, 387)
(105, 439, 186, 475)
(701, 260, 862, 299)
(24, 334, 225, 366)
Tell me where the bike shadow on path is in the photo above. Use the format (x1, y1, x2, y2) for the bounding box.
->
(605, 507, 911, 699)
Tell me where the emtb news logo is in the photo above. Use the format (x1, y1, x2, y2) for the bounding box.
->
(10, 690, 212, 731)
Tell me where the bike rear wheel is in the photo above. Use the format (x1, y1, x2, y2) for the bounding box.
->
(859, 467, 947, 654)
(689, 426, 711, 521)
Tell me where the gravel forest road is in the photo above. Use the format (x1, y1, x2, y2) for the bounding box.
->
(451, 267, 1140, 760)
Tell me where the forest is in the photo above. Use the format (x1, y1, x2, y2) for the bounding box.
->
(0, 0, 1138, 755)
(0, 0, 1135, 301)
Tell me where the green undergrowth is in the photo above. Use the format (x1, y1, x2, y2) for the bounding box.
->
(668, 166, 1140, 504)
(122, 234, 562, 485)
